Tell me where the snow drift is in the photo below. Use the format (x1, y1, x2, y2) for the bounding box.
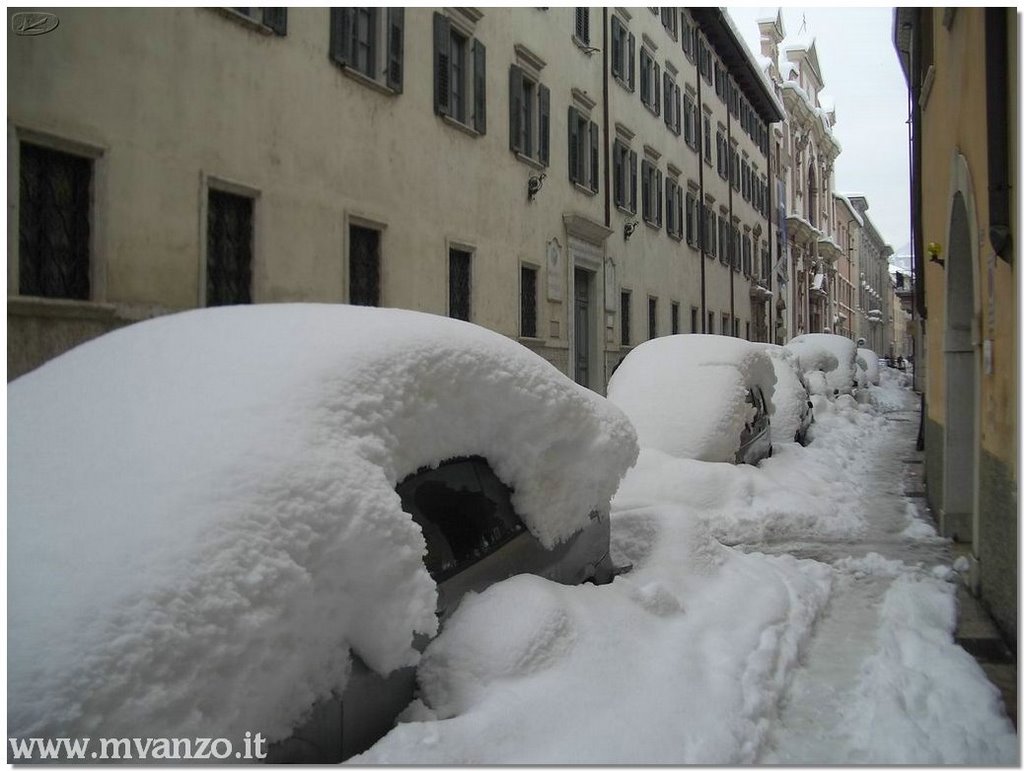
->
(855, 347, 881, 387)
(607, 335, 776, 463)
(8, 304, 638, 745)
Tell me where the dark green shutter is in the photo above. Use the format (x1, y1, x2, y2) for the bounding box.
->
(654, 62, 661, 115)
(538, 83, 550, 166)
(473, 39, 486, 134)
(387, 8, 404, 92)
(629, 149, 637, 213)
(262, 8, 287, 35)
(567, 107, 580, 183)
(329, 8, 353, 66)
(434, 13, 451, 116)
(509, 65, 523, 153)
(656, 170, 663, 226)
(663, 73, 671, 128)
(589, 121, 599, 192)
(628, 32, 635, 91)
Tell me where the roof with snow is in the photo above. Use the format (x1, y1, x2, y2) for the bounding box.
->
(8, 304, 638, 745)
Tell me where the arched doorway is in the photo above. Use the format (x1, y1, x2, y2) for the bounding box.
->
(943, 190, 977, 542)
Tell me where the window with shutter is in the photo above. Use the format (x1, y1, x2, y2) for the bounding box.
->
(613, 141, 625, 208)
(685, 191, 696, 246)
(653, 62, 661, 116)
(574, 7, 590, 45)
(262, 8, 287, 35)
(386, 8, 403, 92)
(434, 14, 452, 115)
(640, 49, 651, 108)
(448, 248, 472, 321)
(538, 84, 550, 166)
(520, 266, 538, 337)
(628, 149, 638, 214)
(628, 31, 635, 91)
(329, 8, 354, 67)
(508, 65, 523, 153)
(473, 40, 486, 134)
(325, 6, 405, 93)
(589, 122, 599, 192)
(568, 107, 581, 183)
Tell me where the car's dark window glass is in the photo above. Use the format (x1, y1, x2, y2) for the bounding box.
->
(396, 457, 525, 580)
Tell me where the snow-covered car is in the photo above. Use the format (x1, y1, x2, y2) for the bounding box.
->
(607, 334, 776, 465)
(8, 305, 638, 762)
(785, 333, 859, 398)
(855, 347, 881, 387)
(755, 343, 814, 445)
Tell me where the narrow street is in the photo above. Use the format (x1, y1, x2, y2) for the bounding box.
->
(735, 382, 1017, 763)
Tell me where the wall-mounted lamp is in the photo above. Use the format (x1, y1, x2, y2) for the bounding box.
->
(527, 173, 546, 201)
(927, 241, 945, 268)
(624, 220, 639, 241)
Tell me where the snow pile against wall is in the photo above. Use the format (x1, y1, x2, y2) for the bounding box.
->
(841, 575, 1018, 764)
(786, 333, 858, 396)
(755, 344, 810, 444)
(8, 304, 638, 744)
(855, 347, 881, 386)
(607, 335, 776, 463)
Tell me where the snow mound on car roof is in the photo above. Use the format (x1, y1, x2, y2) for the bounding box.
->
(607, 335, 776, 463)
(785, 333, 858, 396)
(8, 304, 638, 746)
(757, 344, 810, 444)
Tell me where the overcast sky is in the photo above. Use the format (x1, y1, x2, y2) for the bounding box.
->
(725, 6, 912, 254)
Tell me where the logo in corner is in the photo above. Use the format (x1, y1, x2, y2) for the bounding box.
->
(12, 12, 59, 36)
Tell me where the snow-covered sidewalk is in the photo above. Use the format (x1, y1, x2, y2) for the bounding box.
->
(356, 371, 1017, 764)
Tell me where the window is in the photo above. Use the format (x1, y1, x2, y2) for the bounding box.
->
(639, 49, 660, 115)
(671, 301, 680, 334)
(396, 456, 526, 581)
(520, 265, 537, 337)
(665, 177, 684, 240)
(610, 15, 635, 90)
(620, 291, 631, 346)
(730, 146, 740, 190)
(681, 15, 694, 61)
(683, 94, 697, 151)
(349, 224, 380, 306)
(691, 306, 698, 333)
(734, 318, 741, 338)
(746, 321, 751, 340)
(574, 7, 590, 45)
(716, 129, 726, 179)
(697, 37, 712, 83)
(509, 65, 549, 165)
(663, 73, 681, 134)
(703, 114, 712, 165)
(704, 204, 716, 256)
(330, 8, 404, 92)
(718, 215, 729, 266)
(18, 142, 91, 300)
(742, 233, 752, 276)
(230, 8, 287, 35)
(708, 311, 715, 335)
(207, 189, 253, 306)
(741, 159, 751, 201)
(433, 15, 486, 133)
(648, 297, 658, 339)
(568, 107, 599, 192)
(685, 190, 697, 246)
(722, 313, 730, 337)
(449, 248, 471, 321)
(613, 139, 638, 213)
(661, 7, 678, 39)
(641, 160, 663, 227)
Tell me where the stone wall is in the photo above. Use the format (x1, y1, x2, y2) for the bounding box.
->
(924, 416, 945, 518)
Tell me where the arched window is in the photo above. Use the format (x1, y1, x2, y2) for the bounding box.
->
(807, 163, 818, 227)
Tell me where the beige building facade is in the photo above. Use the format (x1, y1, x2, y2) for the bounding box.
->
(8, 7, 781, 389)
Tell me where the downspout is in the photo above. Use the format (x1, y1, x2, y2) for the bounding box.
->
(696, 33, 707, 332)
(985, 7, 1012, 262)
(766, 119, 773, 343)
(726, 86, 735, 331)
(602, 7, 611, 389)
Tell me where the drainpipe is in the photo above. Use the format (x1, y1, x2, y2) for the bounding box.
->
(602, 7, 611, 388)
(985, 7, 1012, 262)
(766, 120, 773, 344)
(696, 34, 707, 332)
(726, 86, 735, 332)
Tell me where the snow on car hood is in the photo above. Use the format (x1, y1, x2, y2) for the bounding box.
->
(8, 304, 638, 745)
(607, 335, 776, 463)
(785, 333, 858, 395)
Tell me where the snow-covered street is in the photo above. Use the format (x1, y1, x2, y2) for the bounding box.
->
(358, 370, 1017, 764)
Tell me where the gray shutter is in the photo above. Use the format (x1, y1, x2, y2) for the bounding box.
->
(434, 13, 451, 116)
(567, 107, 580, 183)
(610, 16, 622, 79)
(538, 84, 550, 166)
(656, 170, 663, 226)
(262, 8, 287, 35)
(675, 85, 681, 133)
(629, 149, 637, 213)
(509, 65, 523, 153)
(473, 39, 486, 134)
(628, 32, 636, 91)
(654, 63, 661, 115)
(663, 73, 671, 128)
(329, 8, 353, 66)
(386, 8, 404, 92)
(589, 121, 599, 192)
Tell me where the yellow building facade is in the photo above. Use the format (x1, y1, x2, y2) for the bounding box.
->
(895, 7, 1017, 642)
